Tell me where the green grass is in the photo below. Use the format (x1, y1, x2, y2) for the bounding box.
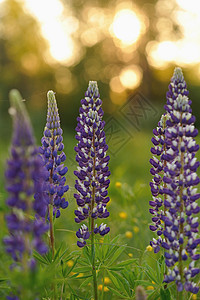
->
(0, 129, 200, 299)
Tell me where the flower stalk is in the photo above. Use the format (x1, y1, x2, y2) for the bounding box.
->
(149, 68, 200, 295)
(40, 91, 68, 259)
(74, 81, 111, 300)
(4, 89, 49, 270)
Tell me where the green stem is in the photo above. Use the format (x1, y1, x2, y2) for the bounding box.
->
(91, 228, 98, 300)
(49, 203, 55, 260)
(178, 290, 183, 300)
(90, 127, 98, 300)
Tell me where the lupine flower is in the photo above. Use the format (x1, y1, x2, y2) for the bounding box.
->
(149, 68, 200, 294)
(40, 91, 68, 218)
(74, 81, 110, 247)
(4, 90, 48, 265)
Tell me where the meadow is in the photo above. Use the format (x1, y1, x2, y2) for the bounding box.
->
(0, 82, 199, 300)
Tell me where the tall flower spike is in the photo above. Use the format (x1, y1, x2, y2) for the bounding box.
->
(149, 114, 167, 253)
(149, 68, 200, 294)
(4, 90, 48, 266)
(40, 91, 69, 219)
(74, 81, 110, 247)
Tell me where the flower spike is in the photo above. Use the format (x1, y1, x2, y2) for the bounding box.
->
(74, 81, 110, 247)
(40, 91, 69, 218)
(4, 90, 48, 266)
(149, 68, 200, 294)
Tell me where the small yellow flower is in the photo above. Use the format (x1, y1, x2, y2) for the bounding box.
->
(115, 182, 122, 188)
(191, 294, 197, 300)
(146, 245, 153, 252)
(146, 286, 154, 290)
(133, 226, 139, 233)
(152, 281, 155, 285)
(104, 277, 111, 284)
(67, 260, 73, 267)
(98, 284, 103, 291)
(119, 212, 127, 219)
(125, 231, 133, 238)
(70, 271, 75, 276)
(104, 286, 109, 292)
(128, 253, 133, 258)
(99, 238, 104, 244)
(77, 273, 83, 278)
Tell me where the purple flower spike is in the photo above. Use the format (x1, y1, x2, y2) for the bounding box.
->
(149, 68, 200, 294)
(74, 81, 110, 247)
(4, 90, 48, 266)
(40, 91, 68, 217)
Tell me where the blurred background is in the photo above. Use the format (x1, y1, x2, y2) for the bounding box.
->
(1, 0, 200, 133)
(0, 0, 200, 261)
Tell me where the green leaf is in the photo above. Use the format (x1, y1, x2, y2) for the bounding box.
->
(63, 256, 79, 278)
(160, 288, 171, 300)
(33, 251, 49, 265)
(102, 233, 110, 258)
(73, 266, 91, 273)
(106, 245, 126, 266)
(115, 259, 137, 267)
(79, 276, 92, 289)
(107, 286, 125, 297)
(106, 270, 121, 290)
(107, 270, 131, 297)
(82, 246, 92, 265)
(54, 244, 63, 261)
(144, 264, 158, 284)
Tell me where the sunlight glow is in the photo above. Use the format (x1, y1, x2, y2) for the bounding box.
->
(110, 9, 141, 46)
(23, 0, 79, 65)
(147, 0, 200, 68)
(119, 65, 143, 89)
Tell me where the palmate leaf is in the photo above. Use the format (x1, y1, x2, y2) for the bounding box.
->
(82, 245, 92, 265)
(96, 234, 121, 263)
(144, 263, 159, 284)
(33, 250, 50, 265)
(79, 276, 93, 289)
(107, 286, 126, 298)
(62, 256, 80, 278)
(66, 282, 87, 300)
(106, 245, 126, 266)
(106, 270, 132, 297)
(160, 288, 171, 300)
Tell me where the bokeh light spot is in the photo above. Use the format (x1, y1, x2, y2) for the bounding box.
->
(111, 9, 141, 46)
(119, 65, 143, 89)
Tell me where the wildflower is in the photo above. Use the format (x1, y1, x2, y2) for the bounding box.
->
(98, 284, 103, 291)
(40, 91, 68, 218)
(119, 211, 127, 219)
(67, 260, 73, 267)
(146, 286, 154, 290)
(146, 245, 153, 252)
(104, 286, 109, 292)
(125, 231, 133, 238)
(4, 90, 48, 266)
(104, 277, 111, 284)
(191, 294, 197, 300)
(149, 67, 200, 294)
(128, 253, 133, 257)
(115, 181, 122, 188)
(74, 81, 110, 247)
(133, 226, 139, 233)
